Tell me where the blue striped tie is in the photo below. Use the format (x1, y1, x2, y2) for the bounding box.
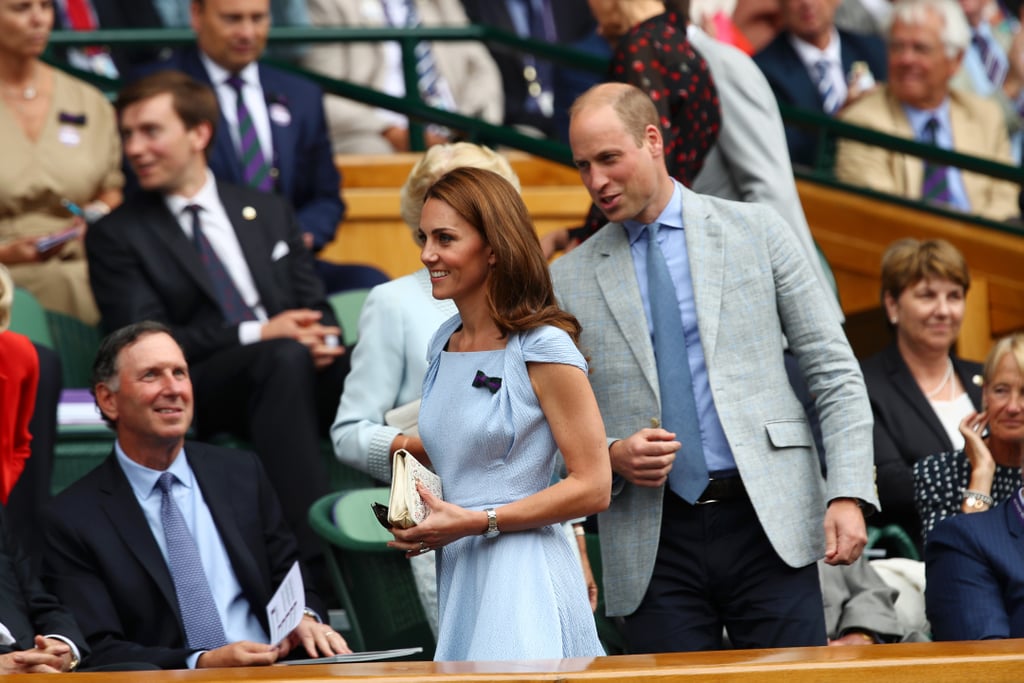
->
(814, 59, 841, 115)
(646, 223, 709, 503)
(971, 31, 1007, 87)
(157, 472, 228, 650)
(226, 74, 274, 192)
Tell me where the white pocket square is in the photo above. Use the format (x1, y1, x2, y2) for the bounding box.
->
(271, 241, 290, 261)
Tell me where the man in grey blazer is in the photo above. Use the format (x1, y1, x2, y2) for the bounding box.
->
(551, 83, 877, 653)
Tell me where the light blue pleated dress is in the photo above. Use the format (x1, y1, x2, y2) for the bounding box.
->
(419, 315, 604, 662)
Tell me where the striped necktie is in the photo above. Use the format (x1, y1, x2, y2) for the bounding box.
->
(226, 74, 274, 192)
(920, 117, 954, 207)
(185, 204, 257, 324)
(157, 472, 228, 650)
(971, 30, 1007, 87)
(814, 59, 842, 115)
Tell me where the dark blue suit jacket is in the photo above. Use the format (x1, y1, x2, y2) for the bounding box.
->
(41, 443, 323, 669)
(131, 47, 344, 251)
(753, 29, 887, 167)
(0, 506, 87, 658)
(926, 496, 1024, 640)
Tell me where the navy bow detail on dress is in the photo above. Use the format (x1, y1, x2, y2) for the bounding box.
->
(472, 370, 502, 394)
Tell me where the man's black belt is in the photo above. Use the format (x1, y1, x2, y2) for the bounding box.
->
(694, 476, 746, 505)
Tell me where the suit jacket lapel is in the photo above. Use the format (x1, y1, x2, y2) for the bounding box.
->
(189, 446, 268, 632)
(884, 88, 921, 196)
(882, 344, 953, 450)
(680, 186, 723, 356)
(260, 66, 293, 196)
(96, 456, 181, 622)
(593, 225, 659, 396)
(217, 182, 276, 311)
(144, 194, 221, 306)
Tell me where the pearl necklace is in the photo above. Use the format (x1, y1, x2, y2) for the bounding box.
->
(925, 357, 955, 399)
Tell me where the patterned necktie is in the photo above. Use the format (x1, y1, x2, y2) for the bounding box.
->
(971, 30, 1008, 87)
(185, 205, 257, 324)
(402, 0, 454, 111)
(920, 117, 954, 207)
(156, 472, 228, 650)
(646, 224, 709, 503)
(814, 59, 842, 116)
(225, 75, 274, 192)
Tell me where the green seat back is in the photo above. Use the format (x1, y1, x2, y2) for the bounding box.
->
(308, 490, 434, 659)
(9, 288, 55, 348)
(46, 311, 101, 389)
(328, 289, 372, 347)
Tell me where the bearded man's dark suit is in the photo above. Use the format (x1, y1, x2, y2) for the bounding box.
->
(41, 444, 323, 669)
(84, 181, 347, 572)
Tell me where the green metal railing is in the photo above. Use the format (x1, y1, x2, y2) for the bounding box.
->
(45, 25, 1024, 235)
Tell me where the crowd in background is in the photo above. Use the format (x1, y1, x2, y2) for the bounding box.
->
(1, 0, 1024, 673)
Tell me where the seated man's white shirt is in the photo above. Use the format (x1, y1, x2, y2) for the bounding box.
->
(165, 169, 269, 345)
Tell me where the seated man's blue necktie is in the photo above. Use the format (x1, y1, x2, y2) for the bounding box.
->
(157, 472, 228, 650)
(646, 223, 709, 503)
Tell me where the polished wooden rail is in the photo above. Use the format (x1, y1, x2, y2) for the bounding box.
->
(798, 180, 1024, 362)
(14, 640, 1024, 682)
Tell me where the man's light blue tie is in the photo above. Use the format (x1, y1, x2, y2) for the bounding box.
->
(814, 59, 841, 115)
(646, 223, 709, 503)
(157, 472, 228, 650)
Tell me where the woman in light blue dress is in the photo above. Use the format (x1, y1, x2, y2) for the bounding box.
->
(388, 167, 611, 661)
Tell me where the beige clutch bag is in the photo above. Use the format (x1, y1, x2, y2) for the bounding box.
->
(383, 449, 442, 529)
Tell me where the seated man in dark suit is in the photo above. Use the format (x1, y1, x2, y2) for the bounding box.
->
(132, 0, 382, 292)
(753, 0, 887, 167)
(85, 70, 348, 587)
(0, 505, 85, 674)
(42, 322, 350, 669)
(926, 486, 1024, 640)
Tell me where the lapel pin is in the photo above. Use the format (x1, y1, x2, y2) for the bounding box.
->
(972, 374, 984, 387)
(242, 206, 257, 221)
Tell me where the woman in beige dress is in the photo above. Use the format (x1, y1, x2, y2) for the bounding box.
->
(0, 0, 122, 324)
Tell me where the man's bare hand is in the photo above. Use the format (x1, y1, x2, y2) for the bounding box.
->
(260, 309, 344, 366)
(196, 641, 279, 668)
(609, 429, 680, 487)
(279, 615, 351, 659)
(823, 498, 867, 565)
(0, 635, 72, 673)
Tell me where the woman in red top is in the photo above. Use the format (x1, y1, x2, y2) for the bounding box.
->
(0, 264, 39, 503)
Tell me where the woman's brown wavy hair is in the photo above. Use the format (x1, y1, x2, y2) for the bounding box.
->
(423, 167, 581, 344)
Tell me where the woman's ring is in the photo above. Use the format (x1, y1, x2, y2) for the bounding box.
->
(419, 541, 427, 552)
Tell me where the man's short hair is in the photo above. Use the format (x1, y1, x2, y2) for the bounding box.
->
(888, 0, 970, 57)
(115, 70, 220, 141)
(91, 321, 180, 426)
(569, 82, 661, 147)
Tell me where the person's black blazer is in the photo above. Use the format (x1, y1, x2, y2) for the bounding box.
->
(41, 443, 322, 669)
(0, 505, 87, 658)
(129, 47, 345, 251)
(753, 28, 887, 167)
(85, 181, 337, 365)
(860, 342, 983, 540)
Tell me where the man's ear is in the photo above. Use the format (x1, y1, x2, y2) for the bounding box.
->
(94, 384, 118, 424)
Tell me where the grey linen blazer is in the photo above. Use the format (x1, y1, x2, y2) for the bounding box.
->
(550, 185, 877, 617)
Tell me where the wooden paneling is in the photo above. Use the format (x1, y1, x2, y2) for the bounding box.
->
(798, 180, 1024, 362)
